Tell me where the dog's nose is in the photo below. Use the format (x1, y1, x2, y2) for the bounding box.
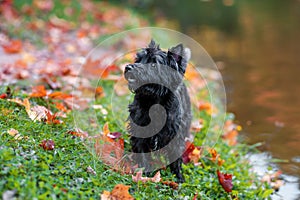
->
(125, 64, 134, 73)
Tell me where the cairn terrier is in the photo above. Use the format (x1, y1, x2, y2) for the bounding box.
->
(124, 40, 191, 183)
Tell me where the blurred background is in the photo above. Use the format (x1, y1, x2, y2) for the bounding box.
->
(117, 0, 300, 193)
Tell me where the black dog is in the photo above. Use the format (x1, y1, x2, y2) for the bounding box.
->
(124, 40, 191, 183)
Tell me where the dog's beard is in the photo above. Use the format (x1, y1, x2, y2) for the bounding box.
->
(125, 64, 183, 96)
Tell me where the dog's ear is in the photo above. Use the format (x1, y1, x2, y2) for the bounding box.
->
(168, 44, 191, 74)
(169, 44, 191, 62)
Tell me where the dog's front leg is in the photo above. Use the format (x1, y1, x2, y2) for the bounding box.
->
(170, 157, 185, 183)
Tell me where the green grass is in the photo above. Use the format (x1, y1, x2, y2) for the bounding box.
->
(0, 82, 273, 199)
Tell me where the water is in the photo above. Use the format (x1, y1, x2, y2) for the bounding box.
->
(127, 0, 300, 197)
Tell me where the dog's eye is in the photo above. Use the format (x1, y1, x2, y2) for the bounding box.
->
(151, 64, 156, 68)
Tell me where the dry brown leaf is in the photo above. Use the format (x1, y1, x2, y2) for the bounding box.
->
(86, 165, 96, 175)
(7, 128, 28, 140)
(132, 169, 161, 183)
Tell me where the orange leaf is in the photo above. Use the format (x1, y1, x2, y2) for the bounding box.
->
(45, 111, 63, 124)
(2, 40, 22, 54)
(102, 122, 110, 136)
(190, 147, 202, 164)
(222, 130, 238, 146)
(30, 85, 47, 97)
(161, 181, 179, 190)
(217, 170, 233, 193)
(218, 157, 225, 166)
(100, 190, 111, 200)
(198, 102, 212, 113)
(54, 102, 68, 112)
(110, 184, 134, 200)
(95, 86, 105, 98)
(209, 148, 218, 161)
(67, 129, 88, 138)
(48, 91, 72, 99)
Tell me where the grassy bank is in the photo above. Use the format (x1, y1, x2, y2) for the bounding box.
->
(0, 1, 273, 199)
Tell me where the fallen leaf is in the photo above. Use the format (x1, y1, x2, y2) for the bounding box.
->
(218, 157, 225, 166)
(192, 193, 198, 200)
(189, 147, 202, 164)
(95, 86, 105, 98)
(198, 102, 213, 115)
(45, 110, 63, 124)
(132, 169, 161, 183)
(182, 141, 195, 164)
(208, 148, 220, 162)
(100, 190, 111, 200)
(48, 91, 72, 99)
(101, 184, 134, 200)
(64, 97, 89, 111)
(30, 85, 47, 98)
(190, 119, 203, 132)
(7, 128, 18, 136)
(39, 139, 55, 150)
(28, 105, 49, 122)
(107, 132, 122, 140)
(102, 122, 110, 136)
(67, 128, 88, 138)
(94, 133, 124, 168)
(161, 181, 178, 190)
(0, 93, 8, 99)
(2, 40, 22, 54)
(222, 130, 238, 146)
(217, 170, 233, 193)
(262, 170, 284, 191)
(7, 128, 28, 140)
(54, 102, 68, 112)
(86, 165, 96, 175)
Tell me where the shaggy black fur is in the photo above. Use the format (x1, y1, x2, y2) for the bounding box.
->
(124, 40, 192, 183)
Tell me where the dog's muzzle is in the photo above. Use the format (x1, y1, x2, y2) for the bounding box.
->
(124, 64, 136, 83)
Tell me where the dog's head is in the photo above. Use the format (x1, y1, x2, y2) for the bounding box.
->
(124, 40, 191, 96)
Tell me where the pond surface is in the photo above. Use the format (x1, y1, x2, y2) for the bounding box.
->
(143, 0, 300, 197)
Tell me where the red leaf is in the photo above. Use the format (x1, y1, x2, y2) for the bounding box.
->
(217, 170, 233, 193)
(192, 193, 198, 200)
(2, 40, 22, 54)
(182, 141, 195, 164)
(39, 139, 55, 150)
(0, 93, 7, 99)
